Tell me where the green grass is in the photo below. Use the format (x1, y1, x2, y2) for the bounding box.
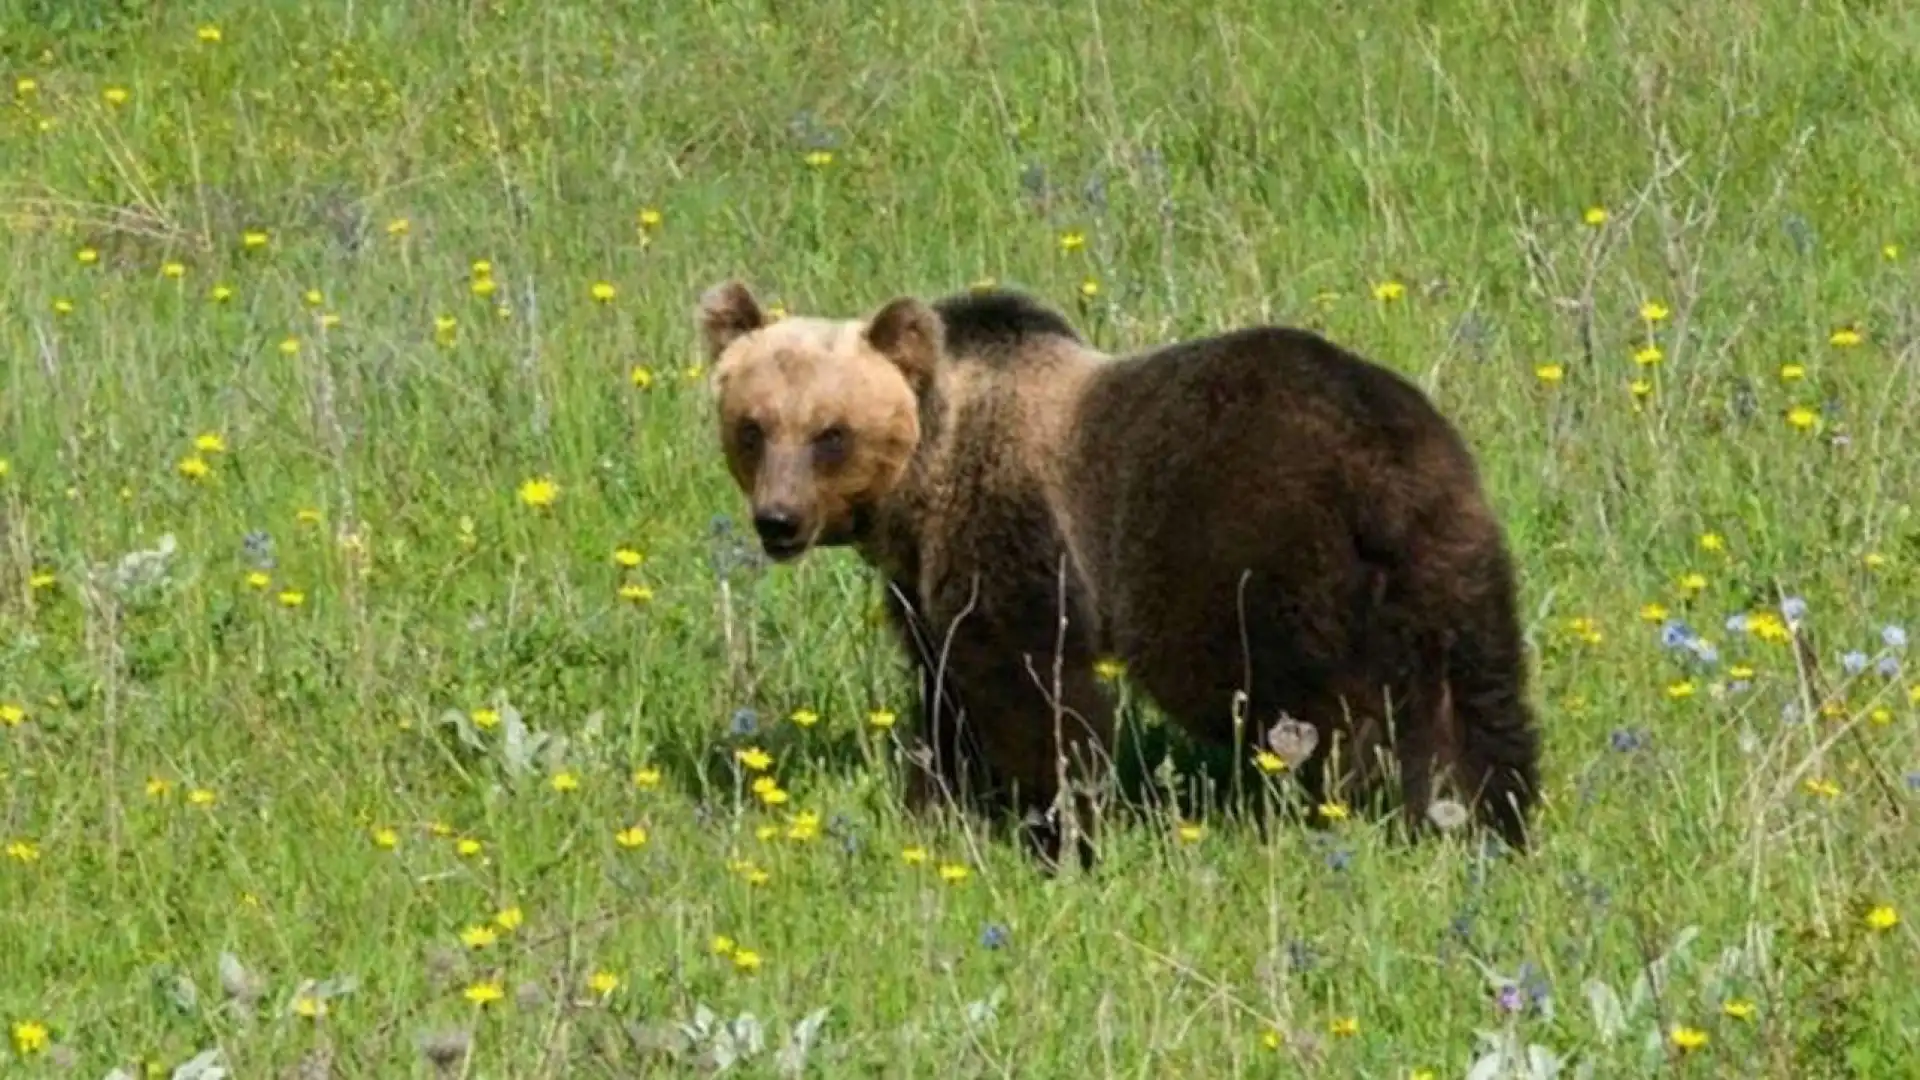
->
(3, 0, 1918, 1075)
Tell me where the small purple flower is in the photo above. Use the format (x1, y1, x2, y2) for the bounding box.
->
(1325, 848, 1352, 872)
(729, 707, 759, 737)
(1610, 728, 1648, 753)
(1842, 651, 1868, 676)
(1660, 619, 1695, 650)
(1781, 596, 1808, 626)
(1725, 613, 1750, 634)
(1495, 983, 1524, 1014)
(1884, 625, 1909, 650)
(1877, 655, 1901, 679)
(980, 923, 1008, 950)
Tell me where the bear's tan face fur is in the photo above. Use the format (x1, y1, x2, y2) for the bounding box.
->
(697, 280, 941, 562)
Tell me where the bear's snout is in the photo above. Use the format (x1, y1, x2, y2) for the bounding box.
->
(752, 505, 807, 559)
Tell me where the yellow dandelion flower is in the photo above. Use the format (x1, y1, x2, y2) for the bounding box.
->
(1640, 602, 1669, 622)
(970, 277, 999, 292)
(471, 276, 495, 297)
(386, 218, 409, 236)
(638, 208, 663, 229)
(1729, 664, 1755, 681)
(1801, 777, 1840, 799)
(1318, 801, 1351, 822)
(1786, 406, 1818, 431)
(1582, 206, 1608, 226)
(590, 281, 616, 303)
(1372, 280, 1405, 302)
(144, 776, 171, 798)
(291, 994, 324, 1019)
(455, 837, 483, 857)
(629, 365, 655, 389)
(494, 905, 524, 931)
(938, 863, 971, 884)
(732, 948, 763, 972)
(5, 840, 41, 863)
(549, 771, 579, 793)
(0, 704, 24, 726)
(0, 460, 8, 479)
(1677, 572, 1707, 594)
(1865, 905, 1899, 931)
(735, 746, 772, 771)
(804, 150, 833, 168)
(161, 261, 186, 279)
(434, 315, 458, 345)
(588, 970, 620, 995)
(1864, 552, 1887, 570)
(15, 78, 36, 96)
(210, 284, 234, 302)
(1080, 278, 1100, 298)
(790, 707, 820, 728)
(104, 87, 129, 106)
(1698, 532, 1725, 553)
(10, 1020, 49, 1056)
(1254, 751, 1287, 774)
(1059, 231, 1086, 251)
(1779, 362, 1806, 381)
(785, 811, 820, 841)
(901, 845, 929, 865)
(1666, 681, 1696, 700)
(1533, 363, 1564, 384)
(615, 825, 648, 848)
(1829, 327, 1862, 347)
(51, 298, 74, 315)
(77, 246, 101, 265)
(278, 337, 300, 356)
(756, 785, 790, 807)
(1633, 344, 1663, 366)
(243, 230, 269, 249)
(755, 824, 779, 842)
(181, 786, 219, 808)
(1669, 1026, 1707, 1052)
(710, 935, 736, 956)
(29, 570, 55, 591)
(1329, 1017, 1359, 1037)
(1640, 301, 1669, 323)
(177, 456, 211, 480)
(517, 477, 558, 508)
(868, 709, 897, 730)
(631, 765, 662, 789)
(1882, 243, 1900, 260)
(194, 432, 227, 454)
(371, 827, 398, 850)
(303, 289, 324, 307)
(1093, 657, 1127, 681)
(1721, 999, 1756, 1020)
(1870, 707, 1892, 726)
(1261, 1030, 1284, 1050)
(470, 707, 500, 730)
(460, 925, 498, 949)
(197, 25, 222, 43)
(618, 583, 653, 603)
(1177, 822, 1204, 843)
(277, 589, 305, 608)
(463, 981, 504, 1006)
(613, 547, 643, 568)
(245, 571, 270, 590)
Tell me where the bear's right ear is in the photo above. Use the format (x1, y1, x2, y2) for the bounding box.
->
(696, 280, 767, 359)
(864, 296, 942, 392)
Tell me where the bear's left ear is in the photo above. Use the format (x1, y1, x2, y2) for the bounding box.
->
(696, 280, 767, 359)
(864, 296, 942, 392)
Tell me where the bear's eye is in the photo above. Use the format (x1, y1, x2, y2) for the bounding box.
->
(812, 424, 850, 465)
(736, 419, 765, 455)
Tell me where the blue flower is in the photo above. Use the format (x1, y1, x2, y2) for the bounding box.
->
(980, 923, 1008, 950)
(1884, 625, 1909, 650)
(1660, 619, 1695, 650)
(1781, 596, 1808, 625)
(1877, 656, 1901, 679)
(1842, 651, 1868, 676)
(1725, 613, 1750, 634)
(729, 707, 759, 737)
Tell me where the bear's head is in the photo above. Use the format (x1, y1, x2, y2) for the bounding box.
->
(698, 280, 941, 562)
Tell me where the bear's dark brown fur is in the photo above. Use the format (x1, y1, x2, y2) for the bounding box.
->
(699, 281, 1541, 865)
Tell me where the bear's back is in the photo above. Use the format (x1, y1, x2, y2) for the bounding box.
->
(932, 289, 1084, 367)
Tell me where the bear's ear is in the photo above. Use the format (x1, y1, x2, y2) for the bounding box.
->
(696, 280, 767, 359)
(864, 296, 942, 392)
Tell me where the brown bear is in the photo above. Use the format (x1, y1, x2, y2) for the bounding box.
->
(696, 280, 1541, 866)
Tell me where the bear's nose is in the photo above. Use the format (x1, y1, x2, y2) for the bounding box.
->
(753, 508, 802, 546)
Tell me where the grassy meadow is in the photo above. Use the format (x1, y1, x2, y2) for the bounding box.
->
(4, 0, 1920, 1075)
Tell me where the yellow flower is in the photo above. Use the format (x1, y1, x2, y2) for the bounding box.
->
(588, 970, 620, 996)
(785, 811, 820, 842)
(4, 840, 40, 863)
(1865, 905, 1899, 931)
(1829, 327, 1863, 347)
(901, 845, 929, 865)
(549, 771, 579, 793)
(371, 827, 398, 850)
(732, 948, 763, 972)
(1779, 362, 1806, 381)
(1864, 552, 1887, 570)
(938, 863, 971, 884)
(1639, 602, 1669, 622)
(613, 547, 644, 568)
(1059, 231, 1086, 251)
(245, 571, 270, 590)
(1870, 707, 1892, 726)
(1582, 206, 1608, 226)
(618, 583, 653, 604)
(868, 709, 897, 730)
(463, 981, 504, 1006)
(756, 784, 790, 807)
(52, 298, 73, 315)
(710, 935, 736, 956)
(1253, 751, 1286, 774)
(1666, 681, 1695, 700)
(10, 1019, 49, 1056)
(1080, 278, 1100, 298)
(1640, 300, 1669, 323)
(455, 837, 483, 857)
(1698, 532, 1725, 553)
(177, 456, 211, 480)
(15, 78, 36, 96)
(638, 208, 663, 229)
(494, 905, 524, 931)
(77, 246, 99, 265)
(1677, 572, 1707, 594)
(187, 788, 216, 807)
(1094, 657, 1127, 681)
(104, 87, 129, 106)
(1328, 1017, 1359, 1037)
(615, 825, 648, 848)
(470, 276, 495, 297)
(1802, 777, 1840, 799)
(1634, 344, 1663, 366)
(460, 924, 499, 949)
(386, 218, 410, 236)
(470, 707, 501, 730)
(1729, 664, 1755, 681)
(590, 281, 617, 303)
(0, 704, 24, 726)
(1318, 801, 1350, 822)
(1883, 243, 1901, 260)
(29, 570, 55, 591)
(144, 776, 171, 798)
(277, 589, 305, 608)
(1721, 999, 1756, 1020)
(197, 25, 222, 43)
(1533, 363, 1564, 384)
(291, 994, 324, 1019)
(0, 459, 8, 479)
(1261, 1030, 1284, 1050)
(629, 365, 655, 389)
(243, 230, 269, 249)
(279, 337, 300, 356)
(632, 765, 662, 789)
(804, 150, 833, 167)
(1669, 1026, 1707, 1052)
(1176, 822, 1204, 844)
(517, 477, 559, 508)
(1786, 406, 1817, 431)
(789, 707, 820, 728)
(194, 432, 227, 454)
(735, 746, 772, 772)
